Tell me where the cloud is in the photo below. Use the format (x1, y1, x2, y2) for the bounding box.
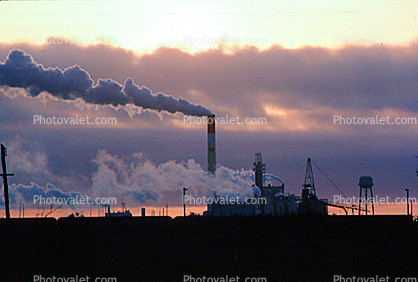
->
(2, 147, 257, 211)
(7, 182, 84, 209)
(0, 41, 416, 209)
(1, 41, 416, 133)
(89, 150, 255, 206)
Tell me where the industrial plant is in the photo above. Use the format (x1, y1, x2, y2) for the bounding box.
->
(0, 116, 417, 282)
(1, 114, 415, 219)
(204, 153, 329, 217)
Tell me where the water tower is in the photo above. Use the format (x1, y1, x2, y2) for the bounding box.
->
(358, 175, 374, 215)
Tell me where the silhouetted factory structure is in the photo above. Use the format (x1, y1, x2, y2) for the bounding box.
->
(0, 119, 416, 281)
(204, 153, 329, 217)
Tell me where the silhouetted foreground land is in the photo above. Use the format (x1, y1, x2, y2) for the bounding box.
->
(0, 215, 417, 281)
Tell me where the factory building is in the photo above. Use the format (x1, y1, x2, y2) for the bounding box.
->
(204, 116, 325, 217)
(105, 203, 132, 217)
(204, 197, 256, 217)
(253, 153, 298, 216)
(204, 153, 298, 217)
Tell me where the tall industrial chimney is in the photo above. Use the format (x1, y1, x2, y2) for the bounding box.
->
(207, 115, 216, 174)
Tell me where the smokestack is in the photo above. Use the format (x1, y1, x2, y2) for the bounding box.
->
(208, 115, 216, 174)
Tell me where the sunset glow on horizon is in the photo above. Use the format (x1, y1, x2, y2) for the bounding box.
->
(1, 0, 417, 52)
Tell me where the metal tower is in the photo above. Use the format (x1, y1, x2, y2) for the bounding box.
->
(303, 158, 316, 197)
(298, 157, 327, 215)
(253, 152, 265, 190)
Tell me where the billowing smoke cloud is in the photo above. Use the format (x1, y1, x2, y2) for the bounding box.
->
(0, 50, 212, 116)
(90, 150, 255, 205)
(2, 148, 257, 214)
(6, 183, 84, 209)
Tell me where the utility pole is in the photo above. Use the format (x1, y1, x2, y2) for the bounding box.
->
(183, 187, 188, 217)
(1, 144, 14, 219)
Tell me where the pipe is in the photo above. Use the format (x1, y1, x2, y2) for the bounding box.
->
(406, 189, 410, 216)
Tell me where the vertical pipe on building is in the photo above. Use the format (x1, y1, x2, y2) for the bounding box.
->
(406, 189, 410, 216)
(208, 115, 216, 174)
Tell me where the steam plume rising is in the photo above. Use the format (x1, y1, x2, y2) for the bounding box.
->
(0, 50, 213, 116)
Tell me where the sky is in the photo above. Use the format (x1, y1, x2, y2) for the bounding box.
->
(0, 0, 417, 217)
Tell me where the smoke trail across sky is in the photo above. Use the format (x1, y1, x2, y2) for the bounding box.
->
(0, 50, 213, 116)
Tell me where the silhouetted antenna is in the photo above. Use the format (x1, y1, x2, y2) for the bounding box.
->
(183, 187, 188, 217)
(303, 158, 316, 197)
(1, 144, 14, 219)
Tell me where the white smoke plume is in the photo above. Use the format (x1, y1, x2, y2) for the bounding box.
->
(0, 50, 213, 116)
(2, 150, 256, 211)
(89, 150, 255, 204)
(6, 182, 84, 209)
